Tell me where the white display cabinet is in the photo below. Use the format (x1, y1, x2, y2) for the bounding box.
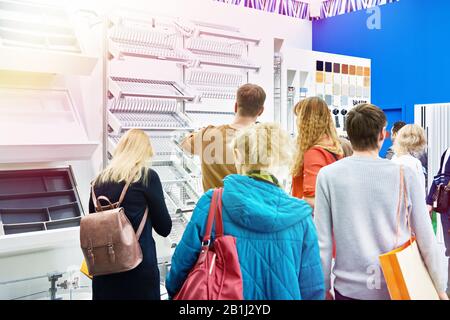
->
(0, 0, 97, 75)
(0, 88, 98, 163)
(0, 0, 100, 300)
(278, 48, 371, 137)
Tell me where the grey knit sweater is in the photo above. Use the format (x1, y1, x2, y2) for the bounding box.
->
(314, 155, 446, 300)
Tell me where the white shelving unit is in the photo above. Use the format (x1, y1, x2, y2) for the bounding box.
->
(106, 14, 203, 264)
(0, 88, 97, 163)
(0, 0, 97, 75)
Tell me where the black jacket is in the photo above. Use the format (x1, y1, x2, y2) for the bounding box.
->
(89, 169, 172, 300)
(427, 149, 450, 205)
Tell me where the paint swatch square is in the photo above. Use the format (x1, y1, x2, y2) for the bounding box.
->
(364, 77, 370, 87)
(349, 85, 356, 97)
(349, 65, 356, 75)
(356, 86, 363, 97)
(325, 94, 332, 106)
(364, 67, 371, 76)
(325, 72, 332, 84)
(316, 71, 324, 83)
(356, 66, 363, 76)
(341, 95, 348, 106)
(341, 84, 349, 96)
(342, 64, 349, 74)
(333, 63, 340, 73)
(316, 61, 324, 71)
(325, 84, 333, 95)
(325, 62, 332, 72)
(350, 76, 357, 86)
(333, 74, 341, 83)
(333, 83, 341, 95)
(364, 87, 370, 98)
(357, 76, 364, 87)
(341, 75, 349, 84)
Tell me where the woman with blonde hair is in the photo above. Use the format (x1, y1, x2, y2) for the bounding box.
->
(392, 124, 427, 193)
(291, 97, 343, 208)
(90, 128, 172, 300)
(166, 123, 324, 300)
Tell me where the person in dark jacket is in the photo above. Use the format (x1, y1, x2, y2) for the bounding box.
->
(427, 148, 450, 296)
(385, 121, 406, 160)
(166, 123, 325, 300)
(89, 129, 172, 300)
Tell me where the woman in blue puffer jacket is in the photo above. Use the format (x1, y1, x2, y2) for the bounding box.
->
(166, 123, 325, 300)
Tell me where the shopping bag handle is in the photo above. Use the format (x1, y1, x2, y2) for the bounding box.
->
(202, 188, 224, 246)
(395, 166, 414, 248)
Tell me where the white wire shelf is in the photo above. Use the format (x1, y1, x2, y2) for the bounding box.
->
(166, 216, 188, 247)
(197, 25, 260, 45)
(185, 110, 236, 127)
(108, 111, 193, 133)
(163, 180, 199, 212)
(109, 97, 178, 113)
(109, 26, 179, 50)
(187, 37, 244, 57)
(194, 53, 259, 71)
(108, 40, 191, 62)
(197, 87, 237, 100)
(187, 70, 243, 87)
(152, 161, 192, 183)
(109, 77, 196, 101)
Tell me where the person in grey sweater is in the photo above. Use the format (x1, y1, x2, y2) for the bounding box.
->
(315, 104, 448, 300)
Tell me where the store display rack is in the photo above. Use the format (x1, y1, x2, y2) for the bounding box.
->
(105, 12, 260, 261)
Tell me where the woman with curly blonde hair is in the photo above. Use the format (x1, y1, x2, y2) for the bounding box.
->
(291, 97, 343, 208)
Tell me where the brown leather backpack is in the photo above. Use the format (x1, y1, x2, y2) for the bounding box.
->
(80, 181, 148, 276)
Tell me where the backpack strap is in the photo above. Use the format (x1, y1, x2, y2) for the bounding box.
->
(311, 145, 340, 163)
(136, 207, 148, 240)
(202, 188, 224, 246)
(91, 180, 131, 212)
(326, 150, 339, 162)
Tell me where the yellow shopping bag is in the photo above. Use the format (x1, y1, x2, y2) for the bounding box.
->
(80, 259, 93, 279)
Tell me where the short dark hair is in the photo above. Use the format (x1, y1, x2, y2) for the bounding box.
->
(346, 104, 387, 151)
(392, 121, 406, 135)
(236, 84, 266, 117)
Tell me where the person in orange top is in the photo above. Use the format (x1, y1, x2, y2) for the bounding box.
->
(291, 97, 344, 209)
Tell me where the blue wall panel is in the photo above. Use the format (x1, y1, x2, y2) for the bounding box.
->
(312, 0, 450, 125)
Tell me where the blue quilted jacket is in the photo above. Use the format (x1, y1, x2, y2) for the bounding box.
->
(165, 174, 325, 300)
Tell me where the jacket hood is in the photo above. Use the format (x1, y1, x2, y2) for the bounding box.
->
(222, 174, 312, 233)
